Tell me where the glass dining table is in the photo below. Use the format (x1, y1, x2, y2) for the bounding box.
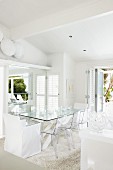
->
(19, 108, 81, 122)
(19, 108, 83, 151)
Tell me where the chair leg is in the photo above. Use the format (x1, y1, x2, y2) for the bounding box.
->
(41, 134, 43, 151)
(64, 130, 71, 150)
(51, 134, 53, 146)
(69, 129, 75, 149)
(51, 135, 58, 159)
(56, 134, 59, 144)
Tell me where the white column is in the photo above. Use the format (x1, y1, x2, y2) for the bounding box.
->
(3, 66, 8, 114)
(11, 78, 14, 98)
(0, 66, 8, 138)
(0, 66, 4, 138)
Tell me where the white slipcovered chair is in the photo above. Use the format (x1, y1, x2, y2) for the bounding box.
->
(4, 114, 41, 158)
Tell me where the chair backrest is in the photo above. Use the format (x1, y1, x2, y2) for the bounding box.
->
(4, 114, 26, 138)
(78, 110, 88, 123)
(8, 93, 11, 103)
(4, 114, 41, 158)
(17, 94, 24, 101)
(9, 94, 17, 103)
(56, 114, 74, 131)
(72, 109, 88, 129)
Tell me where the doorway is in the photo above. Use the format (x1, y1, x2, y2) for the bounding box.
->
(86, 67, 113, 112)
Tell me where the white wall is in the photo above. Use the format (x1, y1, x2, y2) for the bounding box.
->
(74, 62, 89, 103)
(47, 53, 64, 106)
(47, 53, 77, 107)
(63, 53, 76, 106)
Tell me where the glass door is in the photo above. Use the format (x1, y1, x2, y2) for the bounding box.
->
(95, 69, 104, 112)
(86, 68, 104, 112)
(85, 69, 95, 111)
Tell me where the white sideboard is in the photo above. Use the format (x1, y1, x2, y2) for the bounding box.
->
(79, 130, 113, 170)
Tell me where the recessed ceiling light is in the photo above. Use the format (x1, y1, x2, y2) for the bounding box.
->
(69, 35, 72, 38)
(83, 50, 87, 52)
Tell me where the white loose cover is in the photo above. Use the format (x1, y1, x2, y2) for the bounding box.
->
(4, 114, 41, 158)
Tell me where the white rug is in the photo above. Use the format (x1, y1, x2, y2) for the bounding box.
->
(0, 132, 81, 170)
(27, 131, 81, 170)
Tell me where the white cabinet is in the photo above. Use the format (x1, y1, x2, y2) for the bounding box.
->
(79, 130, 113, 170)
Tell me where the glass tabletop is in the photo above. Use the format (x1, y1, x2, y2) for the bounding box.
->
(19, 108, 81, 121)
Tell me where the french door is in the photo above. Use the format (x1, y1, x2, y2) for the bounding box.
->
(95, 69, 104, 112)
(36, 74, 59, 111)
(36, 75, 46, 111)
(86, 68, 104, 112)
(47, 75, 59, 111)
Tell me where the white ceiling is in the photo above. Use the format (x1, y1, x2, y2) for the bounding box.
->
(0, 0, 113, 61)
(0, 0, 91, 28)
(25, 13, 113, 61)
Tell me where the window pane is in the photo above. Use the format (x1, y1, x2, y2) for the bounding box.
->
(8, 79, 11, 93)
(48, 75, 58, 95)
(14, 78, 28, 101)
(37, 76, 45, 94)
(37, 96, 45, 111)
(24, 77, 29, 92)
(48, 97, 58, 111)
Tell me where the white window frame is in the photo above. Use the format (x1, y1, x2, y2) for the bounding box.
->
(8, 73, 31, 101)
(36, 74, 47, 111)
(36, 73, 59, 111)
(47, 74, 59, 111)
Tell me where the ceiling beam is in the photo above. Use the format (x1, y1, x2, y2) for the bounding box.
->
(0, 58, 51, 70)
(11, 0, 113, 40)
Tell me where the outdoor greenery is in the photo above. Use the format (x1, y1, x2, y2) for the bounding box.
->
(9, 78, 28, 101)
(104, 73, 113, 102)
